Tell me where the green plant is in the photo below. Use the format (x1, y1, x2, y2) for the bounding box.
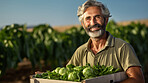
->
(35, 63, 119, 82)
(0, 20, 148, 78)
(0, 24, 32, 68)
(0, 42, 6, 76)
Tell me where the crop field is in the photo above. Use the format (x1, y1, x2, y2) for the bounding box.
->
(0, 19, 148, 83)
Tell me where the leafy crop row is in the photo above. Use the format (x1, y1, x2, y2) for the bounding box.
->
(0, 24, 89, 76)
(0, 20, 148, 77)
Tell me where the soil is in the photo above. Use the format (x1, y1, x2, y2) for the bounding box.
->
(0, 59, 51, 83)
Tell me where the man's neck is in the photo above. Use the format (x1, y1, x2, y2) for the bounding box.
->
(90, 32, 108, 54)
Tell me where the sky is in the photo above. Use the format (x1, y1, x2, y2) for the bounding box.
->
(0, 0, 148, 28)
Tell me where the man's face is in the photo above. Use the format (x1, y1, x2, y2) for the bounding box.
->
(82, 6, 108, 38)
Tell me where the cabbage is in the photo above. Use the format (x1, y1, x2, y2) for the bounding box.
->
(73, 66, 83, 71)
(66, 64, 75, 71)
(55, 67, 61, 73)
(35, 63, 119, 82)
(82, 67, 94, 78)
(68, 71, 78, 81)
(59, 67, 67, 75)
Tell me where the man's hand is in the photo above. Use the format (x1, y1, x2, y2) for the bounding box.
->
(35, 71, 43, 75)
(120, 66, 145, 83)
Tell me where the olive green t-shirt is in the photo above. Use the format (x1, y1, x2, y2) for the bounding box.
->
(67, 32, 141, 71)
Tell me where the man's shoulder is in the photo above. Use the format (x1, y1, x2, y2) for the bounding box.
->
(107, 32, 129, 47)
(76, 42, 88, 52)
(114, 37, 130, 47)
(115, 37, 127, 43)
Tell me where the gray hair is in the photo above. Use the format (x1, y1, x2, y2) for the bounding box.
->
(77, 0, 111, 22)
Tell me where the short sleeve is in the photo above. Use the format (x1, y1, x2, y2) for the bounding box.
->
(66, 48, 80, 66)
(120, 43, 141, 71)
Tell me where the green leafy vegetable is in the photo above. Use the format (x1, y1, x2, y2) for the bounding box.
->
(59, 67, 67, 75)
(82, 67, 94, 78)
(55, 67, 61, 73)
(34, 63, 119, 82)
(68, 71, 79, 81)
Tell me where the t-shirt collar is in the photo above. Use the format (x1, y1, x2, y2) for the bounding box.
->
(105, 31, 115, 47)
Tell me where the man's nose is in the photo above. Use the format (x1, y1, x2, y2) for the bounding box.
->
(90, 17, 97, 25)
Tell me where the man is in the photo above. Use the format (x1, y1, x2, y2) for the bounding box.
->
(67, 0, 145, 83)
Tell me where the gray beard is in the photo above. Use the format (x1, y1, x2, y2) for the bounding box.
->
(82, 19, 106, 38)
(87, 29, 104, 38)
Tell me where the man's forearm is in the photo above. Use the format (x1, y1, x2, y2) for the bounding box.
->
(117, 77, 145, 83)
(118, 66, 145, 83)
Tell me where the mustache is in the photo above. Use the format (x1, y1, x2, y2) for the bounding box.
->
(88, 24, 102, 29)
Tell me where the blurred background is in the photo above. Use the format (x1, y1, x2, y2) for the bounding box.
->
(0, 0, 148, 28)
(0, 0, 148, 83)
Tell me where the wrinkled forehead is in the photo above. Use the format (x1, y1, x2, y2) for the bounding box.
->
(83, 6, 102, 17)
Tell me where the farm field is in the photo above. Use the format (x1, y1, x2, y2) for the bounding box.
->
(0, 19, 148, 83)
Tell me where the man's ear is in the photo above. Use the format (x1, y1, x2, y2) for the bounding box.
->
(81, 21, 83, 26)
(81, 21, 85, 29)
(105, 18, 109, 25)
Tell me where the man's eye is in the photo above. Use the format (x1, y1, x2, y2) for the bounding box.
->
(95, 15, 103, 20)
(85, 17, 91, 21)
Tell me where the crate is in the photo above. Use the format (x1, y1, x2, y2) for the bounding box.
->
(30, 72, 127, 83)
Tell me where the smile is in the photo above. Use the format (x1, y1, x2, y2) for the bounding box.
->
(90, 27, 100, 32)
